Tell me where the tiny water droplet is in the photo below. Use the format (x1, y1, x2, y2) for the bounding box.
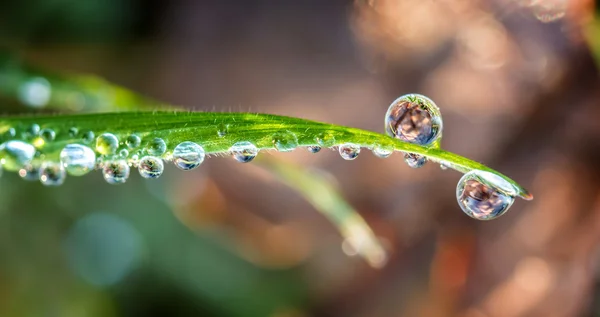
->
(19, 163, 40, 181)
(316, 132, 336, 147)
(96, 133, 119, 155)
(82, 131, 95, 144)
(138, 156, 164, 179)
(68, 127, 79, 137)
(3, 128, 16, 139)
(307, 145, 321, 153)
(119, 149, 129, 158)
(372, 146, 393, 158)
(126, 134, 141, 148)
(147, 138, 166, 156)
(130, 154, 140, 167)
(60, 144, 96, 176)
(440, 163, 449, 170)
(102, 160, 130, 185)
(25, 124, 41, 139)
(230, 141, 258, 163)
(385, 94, 442, 146)
(456, 170, 517, 220)
(173, 141, 205, 170)
(217, 123, 229, 138)
(338, 143, 360, 160)
(40, 128, 56, 142)
(0, 140, 36, 171)
(404, 153, 426, 168)
(273, 131, 298, 152)
(40, 162, 66, 186)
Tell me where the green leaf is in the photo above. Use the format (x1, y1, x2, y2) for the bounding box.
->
(0, 111, 532, 200)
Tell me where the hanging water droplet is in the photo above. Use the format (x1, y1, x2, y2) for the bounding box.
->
(385, 94, 443, 146)
(126, 134, 141, 148)
(40, 128, 56, 142)
(96, 133, 119, 155)
(82, 131, 95, 144)
(217, 123, 229, 138)
(147, 138, 166, 156)
(18, 77, 51, 108)
(102, 160, 130, 185)
(19, 163, 41, 181)
(338, 143, 360, 160)
(40, 162, 66, 186)
(60, 144, 96, 176)
(404, 153, 426, 168)
(273, 131, 299, 152)
(173, 141, 205, 170)
(68, 127, 79, 138)
(307, 145, 321, 153)
(440, 163, 449, 170)
(457, 170, 517, 220)
(230, 141, 258, 163)
(138, 156, 164, 179)
(0, 140, 36, 171)
(372, 145, 393, 158)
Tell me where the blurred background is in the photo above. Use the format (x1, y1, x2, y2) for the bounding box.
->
(1, 0, 599, 316)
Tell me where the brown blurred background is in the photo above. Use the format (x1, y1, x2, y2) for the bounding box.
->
(0, 0, 599, 316)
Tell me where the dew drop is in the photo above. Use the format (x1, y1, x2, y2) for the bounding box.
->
(60, 144, 96, 176)
(316, 132, 336, 147)
(40, 128, 56, 142)
(126, 134, 141, 148)
(130, 154, 140, 167)
(119, 149, 129, 158)
(372, 145, 393, 158)
(3, 128, 16, 139)
(147, 138, 166, 156)
(68, 127, 79, 138)
(217, 123, 228, 138)
(440, 163, 449, 170)
(273, 131, 298, 152)
(138, 156, 164, 179)
(82, 131, 95, 144)
(385, 94, 442, 146)
(230, 141, 258, 163)
(102, 160, 130, 185)
(40, 162, 66, 186)
(173, 141, 205, 170)
(96, 133, 119, 155)
(25, 124, 41, 139)
(456, 170, 517, 220)
(404, 153, 426, 168)
(307, 145, 322, 153)
(338, 143, 360, 160)
(19, 163, 41, 181)
(0, 140, 36, 171)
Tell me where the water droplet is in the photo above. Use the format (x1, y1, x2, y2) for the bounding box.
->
(82, 131, 95, 144)
(130, 154, 140, 167)
(339, 143, 360, 160)
(40, 128, 56, 142)
(456, 170, 517, 220)
(68, 127, 79, 138)
(147, 138, 166, 156)
(316, 132, 336, 147)
(217, 123, 228, 138)
(385, 94, 443, 146)
(18, 77, 51, 108)
(3, 128, 16, 139)
(138, 156, 164, 179)
(372, 146, 393, 158)
(173, 141, 205, 170)
(96, 133, 119, 155)
(273, 131, 298, 152)
(25, 124, 41, 139)
(126, 134, 141, 148)
(0, 140, 36, 171)
(119, 149, 129, 158)
(404, 153, 426, 168)
(19, 163, 40, 181)
(230, 141, 258, 163)
(307, 145, 322, 153)
(40, 162, 66, 186)
(60, 144, 96, 176)
(102, 160, 130, 185)
(440, 163, 449, 170)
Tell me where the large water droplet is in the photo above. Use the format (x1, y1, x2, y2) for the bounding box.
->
(60, 144, 96, 176)
(96, 133, 119, 155)
(126, 134, 141, 148)
(456, 170, 517, 220)
(307, 145, 321, 153)
(272, 131, 298, 152)
(372, 145, 393, 158)
(339, 143, 360, 160)
(173, 141, 205, 170)
(0, 140, 36, 171)
(385, 94, 442, 146)
(147, 138, 166, 156)
(404, 153, 426, 168)
(230, 141, 258, 163)
(40, 162, 66, 186)
(102, 161, 130, 185)
(138, 156, 164, 179)
(19, 163, 40, 181)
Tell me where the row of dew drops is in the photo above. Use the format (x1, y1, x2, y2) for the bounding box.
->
(0, 94, 526, 220)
